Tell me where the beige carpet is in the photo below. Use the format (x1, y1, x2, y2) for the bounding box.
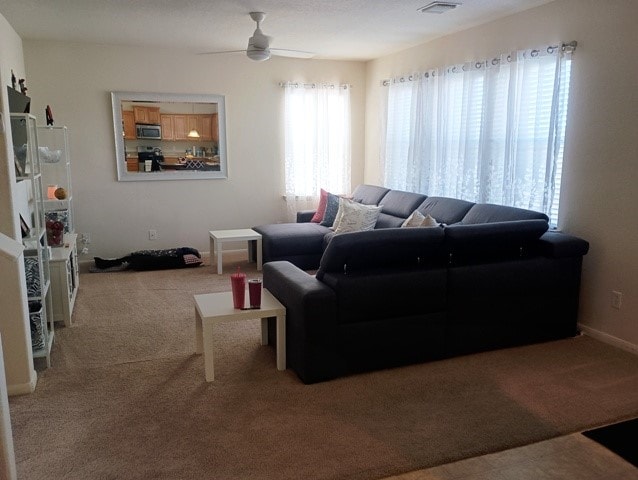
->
(9, 255, 638, 480)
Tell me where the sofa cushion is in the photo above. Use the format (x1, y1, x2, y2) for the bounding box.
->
(333, 199, 382, 234)
(310, 188, 329, 223)
(445, 219, 549, 263)
(375, 213, 406, 229)
(351, 185, 390, 205)
(461, 203, 549, 224)
(417, 197, 475, 225)
(378, 190, 428, 218)
(316, 227, 446, 280)
(322, 269, 447, 325)
(253, 222, 332, 259)
(372, 190, 429, 229)
(320, 193, 341, 227)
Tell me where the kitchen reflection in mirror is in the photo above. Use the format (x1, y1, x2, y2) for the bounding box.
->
(111, 91, 227, 181)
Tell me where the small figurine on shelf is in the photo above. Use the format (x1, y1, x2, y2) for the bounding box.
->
(45, 105, 54, 126)
(18, 78, 27, 95)
(11, 70, 16, 90)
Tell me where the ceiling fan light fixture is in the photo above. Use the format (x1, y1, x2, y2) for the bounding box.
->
(247, 47, 271, 62)
(200, 12, 314, 61)
(417, 1, 461, 14)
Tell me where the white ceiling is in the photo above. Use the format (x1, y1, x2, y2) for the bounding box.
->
(0, 0, 554, 61)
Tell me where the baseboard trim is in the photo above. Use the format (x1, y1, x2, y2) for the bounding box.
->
(7, 369, 37, 396)
(579, 323, 638, 355)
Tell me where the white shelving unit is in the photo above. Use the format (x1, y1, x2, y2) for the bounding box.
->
(11, 114, 55, 368)
(37, 125, 79, 327)
(37, 125, 74, 234)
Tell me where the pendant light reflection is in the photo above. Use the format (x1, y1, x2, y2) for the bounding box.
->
(187, 103, 200, 138)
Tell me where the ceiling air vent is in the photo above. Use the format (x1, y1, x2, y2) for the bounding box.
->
(417, 2, 461, 14)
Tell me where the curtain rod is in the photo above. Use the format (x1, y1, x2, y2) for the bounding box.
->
(278, 82, 352, 89)
(381, 41, 577, 86)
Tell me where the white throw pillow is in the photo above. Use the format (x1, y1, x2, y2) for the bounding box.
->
(332, 197, 347, 231)
(401, 210, 426, 228)
(420, 214, 439, 227)
(333, 199, 382, 234)
(401, 210, 439, 228)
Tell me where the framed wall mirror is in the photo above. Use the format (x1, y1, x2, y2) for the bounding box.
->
(111, 91, 227, 181)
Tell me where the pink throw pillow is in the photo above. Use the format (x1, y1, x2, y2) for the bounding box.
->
(311, 188, 329, 223)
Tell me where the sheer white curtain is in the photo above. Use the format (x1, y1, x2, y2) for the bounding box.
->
(284, 83, 351, 219)
(383, 43, 574, 225)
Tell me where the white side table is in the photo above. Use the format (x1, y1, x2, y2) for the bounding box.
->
(209, 229, 262, 275)
(49, 233, 79, 327)
(194, 289, 286, 382)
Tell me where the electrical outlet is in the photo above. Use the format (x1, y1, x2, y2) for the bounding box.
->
(81, 233, 91, 244)
(149, 229, 158, 240)
(611, 291, 623, 310)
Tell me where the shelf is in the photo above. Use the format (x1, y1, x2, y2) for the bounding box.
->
(26, 279, 51, 303)
(50, 234, 76, 262)
(12, 113, 55, 369)
(37, 125, 73, 234)
(23, 229, 46, 250)
(32, 329, 54, 360)
(44, 198, 72, 209)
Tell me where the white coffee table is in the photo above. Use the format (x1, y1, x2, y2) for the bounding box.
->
(209, 229, 262, 275)
(194, 288, 285, 382)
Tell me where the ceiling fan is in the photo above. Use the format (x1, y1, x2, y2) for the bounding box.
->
(202, 12, 314, 62)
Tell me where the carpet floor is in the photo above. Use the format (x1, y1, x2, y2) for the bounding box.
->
(9, 256, 638, 480)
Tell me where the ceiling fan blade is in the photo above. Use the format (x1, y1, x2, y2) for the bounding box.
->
(200, 12, 311, 61)
(198, 50, 247, 55)
(271, 48, 315, 59)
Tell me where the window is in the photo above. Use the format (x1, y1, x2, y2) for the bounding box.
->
(283, 83, 351, 214)
(382, 43, 574, 225)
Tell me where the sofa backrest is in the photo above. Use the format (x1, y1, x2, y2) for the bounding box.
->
(445, 219, 549, 264)
(417, 196, 475, 225)
(316, 227, 445, 280)
(460, 203, 549, 224)
(375, 190, 428, 229)
(351, 185, 390, 205)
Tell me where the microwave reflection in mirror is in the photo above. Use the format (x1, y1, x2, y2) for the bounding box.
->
(136, 124, 161, 140)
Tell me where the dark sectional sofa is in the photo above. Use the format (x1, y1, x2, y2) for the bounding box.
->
(254, 185, 589, 384)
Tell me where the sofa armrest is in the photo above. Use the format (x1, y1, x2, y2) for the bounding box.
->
(263, 261, 340, 383)
(263, 262, 337, 322)
(296, 210, 316, 223)
(539, 231, 589, 258)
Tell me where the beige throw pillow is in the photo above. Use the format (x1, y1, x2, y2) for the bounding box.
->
(333, 198, 382, 234)
(421, 214, 439, 227)
(401, 210, 439, 228)
(401, 210, 426, 227)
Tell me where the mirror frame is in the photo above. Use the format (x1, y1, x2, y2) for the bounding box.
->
(111, 91, 228, 181)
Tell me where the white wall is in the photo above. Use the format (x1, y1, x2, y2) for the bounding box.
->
(23, 41, 366, 258)
(365, 0, 638, 348)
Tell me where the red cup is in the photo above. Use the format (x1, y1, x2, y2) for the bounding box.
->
(248, 278, 262, 308)
(230, 268, 246, 309)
